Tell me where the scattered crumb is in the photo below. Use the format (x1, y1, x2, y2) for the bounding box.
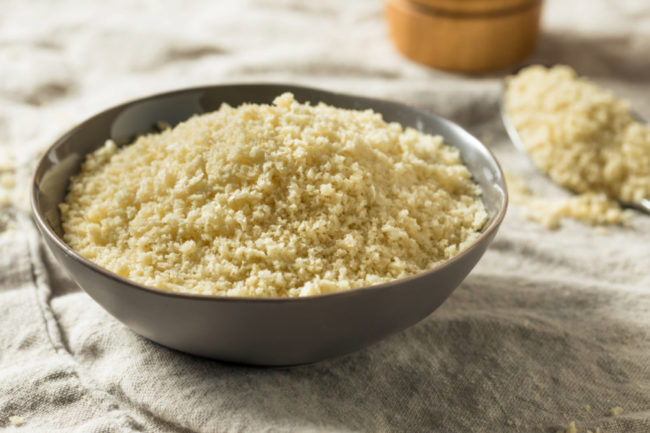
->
(610, 406, 624, 416)
(505, 172, 631, 229)
(506, 419, 521, 427)
(583, 404, 591, 412)
(594, 227, 609, 235)
(0, 147, 13, 171)
(0, 147, 17, 208)
(565, 421, 578, 433)
(0, 172, 15, 189)
(9, 416, 24, 427)
(0, 212, 15, 234)
(156, 120, 172, 131)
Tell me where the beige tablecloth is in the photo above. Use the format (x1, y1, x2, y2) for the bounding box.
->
(1, 1, 649, 431)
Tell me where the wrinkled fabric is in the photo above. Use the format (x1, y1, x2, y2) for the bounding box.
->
(1, 0, 649, 432)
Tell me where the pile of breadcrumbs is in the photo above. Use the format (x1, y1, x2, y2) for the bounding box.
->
(505, 65, 649, 228)
(61, 93, 486, 297)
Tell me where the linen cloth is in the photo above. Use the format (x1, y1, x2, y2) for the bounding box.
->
(1, 1, 649, 431)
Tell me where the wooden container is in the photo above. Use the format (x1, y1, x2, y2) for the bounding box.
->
(385, 0, 542, 73)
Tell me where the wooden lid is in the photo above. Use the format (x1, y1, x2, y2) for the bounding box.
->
(409, 0, 540, 14)
(385, 0, 542, 73)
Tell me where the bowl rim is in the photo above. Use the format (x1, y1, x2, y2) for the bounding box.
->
(31, 83, 508, 303)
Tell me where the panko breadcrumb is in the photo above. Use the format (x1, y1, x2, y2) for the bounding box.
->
(9, 415, 24, 427)
(0, 148, 15, 206)
(609, 406, 624, 416)
(61, 93, 487, 297)
(506, 173, 631, 229)
(505, 65, 650, 217)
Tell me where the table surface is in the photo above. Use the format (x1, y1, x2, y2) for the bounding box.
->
(1, 0, 649, 432)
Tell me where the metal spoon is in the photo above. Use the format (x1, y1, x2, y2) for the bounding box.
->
(500, 89, 650, 214)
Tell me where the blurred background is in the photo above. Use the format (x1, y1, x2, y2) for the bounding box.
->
(1, 0, 649, 175)
(1, 1, 650, 432)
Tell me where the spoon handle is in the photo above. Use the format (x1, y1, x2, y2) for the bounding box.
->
(634, 199, 650, 214)
(499, 95, 526, 156)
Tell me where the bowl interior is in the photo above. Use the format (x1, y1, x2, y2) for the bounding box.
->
(33, 84, 507, 272)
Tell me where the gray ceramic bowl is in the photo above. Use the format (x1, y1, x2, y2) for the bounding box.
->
(32, 84, 507, 366)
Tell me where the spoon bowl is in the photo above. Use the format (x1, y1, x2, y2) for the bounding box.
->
(500, 86, 650, 213)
